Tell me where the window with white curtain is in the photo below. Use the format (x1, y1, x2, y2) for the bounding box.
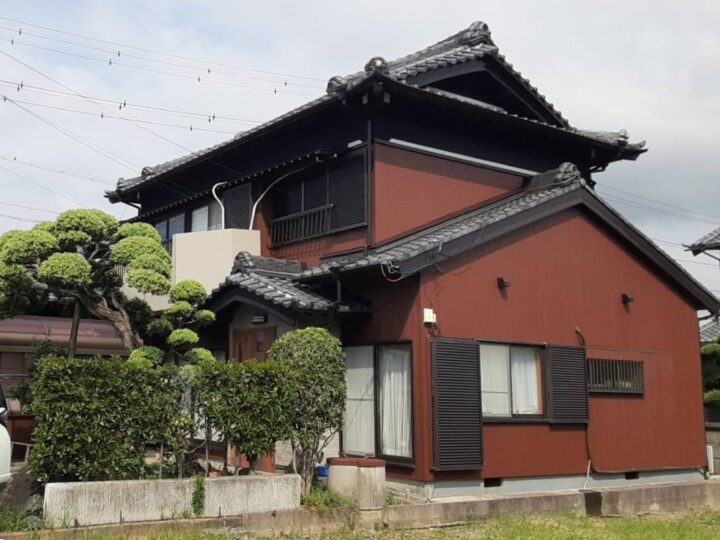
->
(378, 345, 412, 459)
(342, 343, 413, 461)
(343, 346, 375, 455)
(191, 201, 222, 232)
(480, 343, 543, 417)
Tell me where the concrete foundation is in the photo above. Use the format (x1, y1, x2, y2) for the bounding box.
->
(328, 458, 386, 510)
(43, 473, 301, 528)
(388, 468, 706, 500)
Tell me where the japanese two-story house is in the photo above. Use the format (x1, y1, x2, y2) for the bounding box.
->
(107, 21, 719, 497)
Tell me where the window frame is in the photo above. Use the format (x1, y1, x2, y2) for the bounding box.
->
(587, 358, 645, 395)
(189, 200, 222, 233)
(269, 148, 368, 246)
(154, 211, 185, 252)
(478, 339, 548, 423)
(341, 341, 415, 468)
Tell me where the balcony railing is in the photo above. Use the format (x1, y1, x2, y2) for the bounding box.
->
(269, 204, 333, 246)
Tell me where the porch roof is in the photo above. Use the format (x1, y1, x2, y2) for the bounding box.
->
(204, 252, 369, 316)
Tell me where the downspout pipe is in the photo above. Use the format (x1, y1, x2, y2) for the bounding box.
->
(212, 181, 229, 229)
(248, 151, 336, 230)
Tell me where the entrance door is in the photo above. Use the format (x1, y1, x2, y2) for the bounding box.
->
(229, 326, 278, 472)
(232, 327, 277, 362)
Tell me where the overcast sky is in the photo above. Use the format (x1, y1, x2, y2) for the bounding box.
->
(1, 1, 719, 296)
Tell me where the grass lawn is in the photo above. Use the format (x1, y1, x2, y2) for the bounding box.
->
(44, 510, 720, 539)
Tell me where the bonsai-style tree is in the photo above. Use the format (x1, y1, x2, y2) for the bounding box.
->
(0, 210, 170, 352)
(267, 327, 346, 494)
(136, 279, 216, 365)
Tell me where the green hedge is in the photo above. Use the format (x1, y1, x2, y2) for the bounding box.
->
(30, 355, 188, 483)
(29, 354, 294, 483)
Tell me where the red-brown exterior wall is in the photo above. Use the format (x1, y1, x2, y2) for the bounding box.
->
(372, 144, 523, 245)
(415, 208, 705, 480)
(340, 274, 429, 481)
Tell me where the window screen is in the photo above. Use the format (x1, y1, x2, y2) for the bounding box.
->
(588, 358, 644, 394)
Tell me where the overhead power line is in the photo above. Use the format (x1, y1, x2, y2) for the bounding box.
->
(0, 25, 323, 90)
(601, 194, 720, 226)
(0, 165, 88, 208)
(0, 154, 113, 186)
(0, 201, 60, 214)
(0, 79, 263, 126)
(0, 15, 325, 82)
(2, 95, 142, 173)
(599, 185, 720, 222)
(6, 96, 239, 135)
(0, 213, 44, 224)
(1, 49, 282, 199)
(0, 36, 320, 97)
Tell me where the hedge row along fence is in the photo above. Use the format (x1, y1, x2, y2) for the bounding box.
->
(29, 327, 347, 495)
(30, 355, 288, 483)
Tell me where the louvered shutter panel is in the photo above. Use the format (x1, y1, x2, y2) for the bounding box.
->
(432, 338, 483, 471)
(547, 345, 588, 423)
(223, 184, 252, 229)
(329, 153, 366, 229)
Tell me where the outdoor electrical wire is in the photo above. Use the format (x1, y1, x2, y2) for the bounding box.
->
(0, 15, 325, 82)
(0, 201, 60, 214)
(0, 25, 324, 90)
(2, 96, 142, 173)
(0, 165, 88, 208)
(0, 36, 320, 98)
(6, 96, 239, 135)
(0, 155, 114, 186)
(0, 79, 263, 126)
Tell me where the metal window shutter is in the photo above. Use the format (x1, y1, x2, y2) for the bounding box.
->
(329, 153, 366, 229)
(223, 184, 252, 229)
(432, 338, 483, 471)
(547, 345, 588, 423)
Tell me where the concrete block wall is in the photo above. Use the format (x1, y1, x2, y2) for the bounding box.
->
(43, 474, 301, 527)
(706, 429, 720, 473)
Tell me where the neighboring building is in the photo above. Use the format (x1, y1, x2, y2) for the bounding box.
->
(107, 22, 719, 497)
(688, 227, 720, 256)
(701, 319, 719, 346)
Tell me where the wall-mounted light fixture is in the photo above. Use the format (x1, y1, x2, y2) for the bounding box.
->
(251, 314, 268, 325)
(497, 277, 511, 290)
(621, 293, 634, 305)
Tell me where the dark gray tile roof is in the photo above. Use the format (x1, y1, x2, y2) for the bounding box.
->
(231, 251, 302, 277)
(688, 226, 720, 254)
(327, 21, 568, 126)
(108, 21, 645, 199)
(208, 251, 371, 313)
(701, 319, 720, 344)
(108, 94, 333, 198)
(301, 163, 584, 278)
(210, 251, 331, 312)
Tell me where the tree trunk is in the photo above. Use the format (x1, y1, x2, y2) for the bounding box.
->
(67, 300, 81, 358)
(81, 297, 142, 352)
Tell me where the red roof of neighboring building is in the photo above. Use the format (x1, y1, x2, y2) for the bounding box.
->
(0, 316, 126, 356)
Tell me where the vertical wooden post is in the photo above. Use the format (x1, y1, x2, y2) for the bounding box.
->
(68, 300, 81, 359)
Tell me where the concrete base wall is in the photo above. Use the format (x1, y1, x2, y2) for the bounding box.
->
(43, 474, 301, 528)
(388, 468, 705, 500)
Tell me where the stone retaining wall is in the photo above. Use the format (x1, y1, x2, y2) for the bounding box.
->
(43, 474, 301, 528)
